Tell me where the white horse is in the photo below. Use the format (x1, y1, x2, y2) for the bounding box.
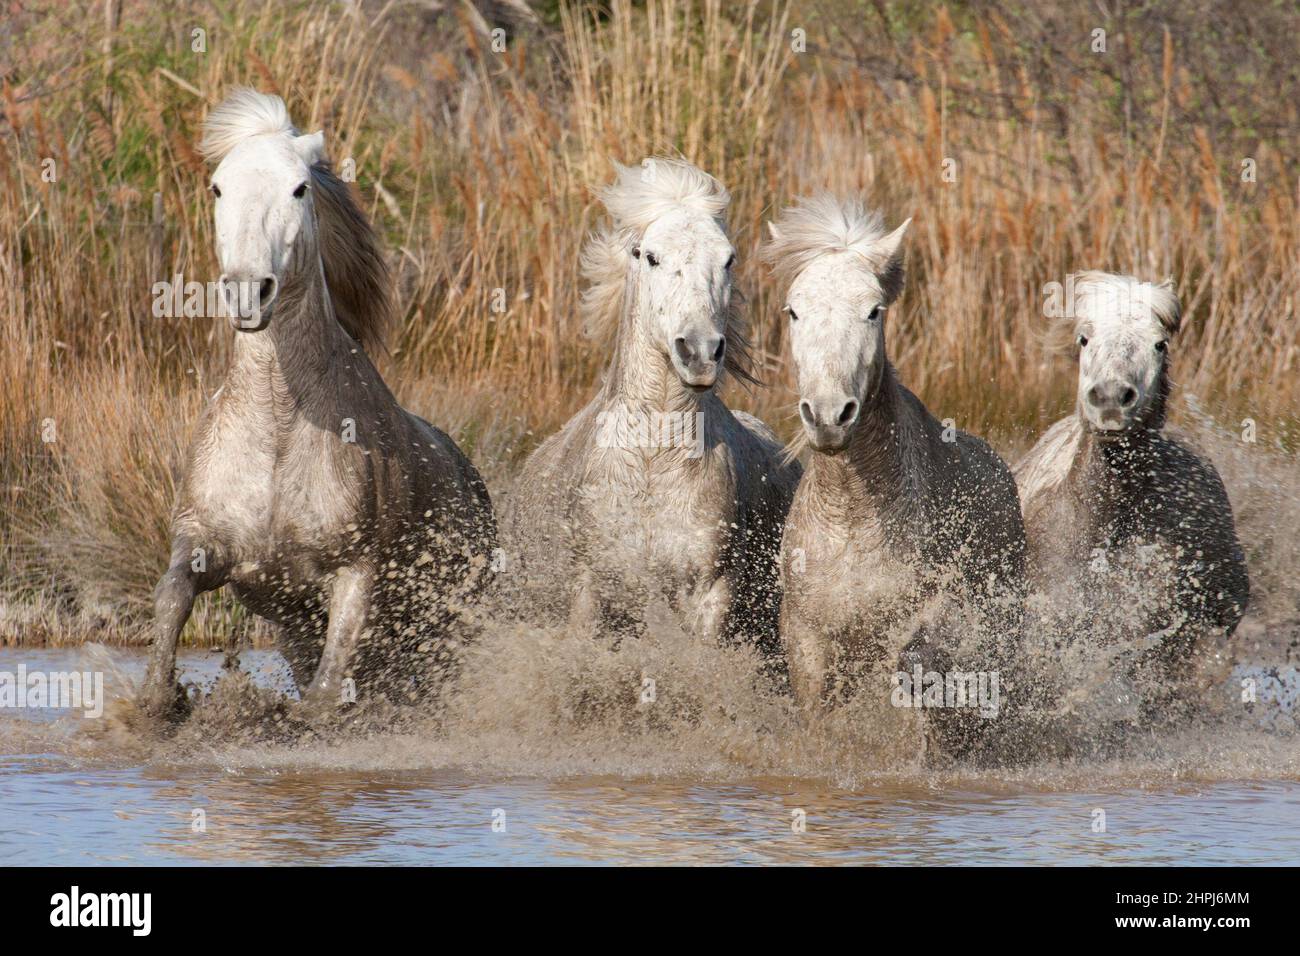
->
(137, 90, 495, 718)
(764, 195, 1028, 749)
(1015, 271, 1249, 720)
(506, 158, 800, 658)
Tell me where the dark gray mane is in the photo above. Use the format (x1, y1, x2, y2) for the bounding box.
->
(310, 160, 390, 354)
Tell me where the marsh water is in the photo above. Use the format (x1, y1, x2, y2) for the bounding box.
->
(2, 644, 1298, 865)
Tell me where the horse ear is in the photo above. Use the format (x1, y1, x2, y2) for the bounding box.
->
(1154, 275, 1183, 337)
(766, 221, 783, 242)
(869, 217, 910, 303)
(871, 217, 910, 264)
(293, 130, 326, 166)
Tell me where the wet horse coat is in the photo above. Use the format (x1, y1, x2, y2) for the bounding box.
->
(506, 159, 799, 656)
(138, 90, 495, 717)
(1015, 272, 1248, 717)
(763, 196, 1028, 755)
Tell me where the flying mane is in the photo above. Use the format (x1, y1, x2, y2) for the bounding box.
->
(760, 193, 905, 304)
(1067, 271, 1182, 333)
(579, 157, 758, 386)
(199, 88, 390, 353)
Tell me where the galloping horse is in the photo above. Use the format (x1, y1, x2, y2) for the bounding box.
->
(764, 195, 1028, 758)
(506, 159, 799, 659)
(1015, 271, 1248, 722)
(138, 90, 495, 717)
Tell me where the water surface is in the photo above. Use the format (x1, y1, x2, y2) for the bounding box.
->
(2, 647, 1297, 865)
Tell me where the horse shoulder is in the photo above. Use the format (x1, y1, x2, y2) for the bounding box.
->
(1145, 432, 1249, 616)
(1157, 429, 1234, 512)
(1013, 416, 1083, 520)
(504, 402, 601, 553)
(951, 429, 1014, 487)
(951, 430, 1027, 542)
(526, 402, 601, 482)
(404, 412, 495, 537)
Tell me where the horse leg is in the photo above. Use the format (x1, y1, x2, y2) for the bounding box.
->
(301, 564, 373, 709)
(783, 624, 828, 712)
(572, 567, 645, 643)
(277, 616, 327, 692)
(688, 574, 730, 645)
(139, 542, 222, 719)
(568, 567, 600, 635)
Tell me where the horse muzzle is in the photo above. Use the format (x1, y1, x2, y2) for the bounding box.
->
(221, 273, 278, 333)
(800, 395, 859, 453)
(1081, 379, 1142, 435)
(228, 309, 271, 333)
(672, 333, 725, 390)
(804, 425, 852, 454)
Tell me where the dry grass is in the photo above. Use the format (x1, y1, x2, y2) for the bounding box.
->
(1, 0, 1296, 643)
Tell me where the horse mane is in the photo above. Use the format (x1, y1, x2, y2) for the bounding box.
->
(1044, 271, 1181, 358)
(1073, 271, 1181, 333)
(761, 193, 905, 304)
(579, 157, 758, 386)
(199, 88, 390, 354)
(198, 87, 295, 163)
(310, 161, 391, 354)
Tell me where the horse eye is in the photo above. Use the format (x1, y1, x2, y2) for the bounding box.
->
(646, 252, 660, 267)
(867, 306, 882, 321)
(786, 306, 799, 322)
(293, 182, 308, 199)
(1078, 334, 1089, 347)
(1155, 340, 1167, 353)
(725, 253, 736, 270)
(210, 183, 221, 198)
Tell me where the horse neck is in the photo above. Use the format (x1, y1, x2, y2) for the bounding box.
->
(597, 283, 710, 418)
(1144, 364, 1172, 431)
(1068, 411, 1164, 533)
(807, 362, 911, 522)
(228, 245, 350, 403)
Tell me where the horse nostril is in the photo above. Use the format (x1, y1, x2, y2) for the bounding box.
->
(1119, 387, 1137, 408)
(837, 400, 858, 426)
(674, 336, 692, 363)
(1086, 386, 1102, 407)
(711, 338, 725, 363)
(258, 276, 277, 305)
(800, 401, 815, 426)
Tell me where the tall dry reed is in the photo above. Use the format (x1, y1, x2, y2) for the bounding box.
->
(1, 0, 1295, 642)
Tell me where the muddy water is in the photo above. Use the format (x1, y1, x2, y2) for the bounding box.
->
(2, 645, 1298, 865)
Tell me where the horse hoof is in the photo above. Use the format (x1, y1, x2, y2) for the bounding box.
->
(294, 687, 352, 724)
(136, 682, 190, 722)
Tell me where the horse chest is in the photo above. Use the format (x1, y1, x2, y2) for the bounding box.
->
(579, 454, 730, 578)
(785, 494, 927, 634)
(810, 537, 921, 627)
(185, 409, 359, 567)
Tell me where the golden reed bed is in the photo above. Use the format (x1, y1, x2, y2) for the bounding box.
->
(1, 0, 1296, 645)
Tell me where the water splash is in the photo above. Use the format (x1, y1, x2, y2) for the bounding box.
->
(2, 409, 1297, 792)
